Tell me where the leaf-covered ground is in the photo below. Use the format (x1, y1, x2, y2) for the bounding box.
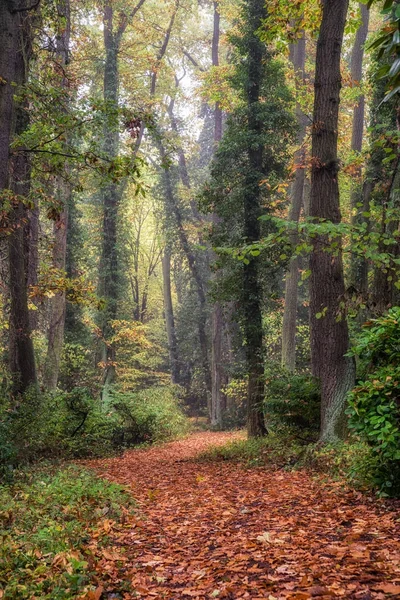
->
(85, 432, 400, 599)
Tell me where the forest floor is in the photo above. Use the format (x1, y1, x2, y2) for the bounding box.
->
(84, 431, 400, 600)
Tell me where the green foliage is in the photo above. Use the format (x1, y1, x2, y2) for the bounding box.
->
(0, 385, 189, 477)
(0, 465, 134, 599)
(112, 386, 190, 445)
(220, 378, 248, 429)
(365, 0, 400, 102)
(264, 364, 320, 437)
(347, 307, 400, 495)
(197, 432, 305, 469)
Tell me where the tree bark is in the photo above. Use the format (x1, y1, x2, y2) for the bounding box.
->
(44, 0, 71, 391)
(349, 3, 370, 293)
(210, 0, 228, 427)
(281, 33, 307, 372)
(0, 3, 17, 194)
(97, 2, 126, 396)
(244, 0, 268, 438)
(6, 6, 38, 395)
(309, 0, 355, 442)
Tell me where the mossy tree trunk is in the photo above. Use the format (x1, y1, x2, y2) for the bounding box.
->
(244, 0, 268, 438)
(44, 0, 71, 391)
(6, 5, 38, 395)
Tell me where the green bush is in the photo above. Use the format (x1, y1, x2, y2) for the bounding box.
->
(0, 384, 189, 477)
(112, 385, 190, 445)
(0, 465, 134, 599)
(197, 433, 305, 469)
(347, 307, 400, 495)
(220, 378, 247, 429)
(0, 387, 120, 472)
(264, 363, 320, 438)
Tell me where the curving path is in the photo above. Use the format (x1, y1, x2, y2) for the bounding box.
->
(85, 432, 400, 599)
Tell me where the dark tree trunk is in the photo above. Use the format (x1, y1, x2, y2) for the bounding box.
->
(244, 0, 268, 438)
(349, 3, 370, 293)
(98, 2, 125, 396)
(281, 32, 307, 372)
(0, 3, 17, 193)
(309, 0, 355, 442)
(162, 248, 180, 383)
(44, 0, 71, 391)
(6, 6, 38, 395)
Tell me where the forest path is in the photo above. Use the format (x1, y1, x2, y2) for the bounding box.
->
(85, 432, 400, 600)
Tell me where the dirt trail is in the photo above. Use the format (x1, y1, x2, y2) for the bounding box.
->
(85, 432, 400, 599)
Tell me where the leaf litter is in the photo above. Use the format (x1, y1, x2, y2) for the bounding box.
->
(83, 432, 400, 599)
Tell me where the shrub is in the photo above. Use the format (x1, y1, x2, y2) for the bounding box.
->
(0, 384, 189, 477)
(0, 465, 134, 599)
(264, 363, 320, 438)
(197, 432, 305, 468)
(347, 307, 400, 495)
(112, 385, 190, 445)
(220, 378, 247, 429)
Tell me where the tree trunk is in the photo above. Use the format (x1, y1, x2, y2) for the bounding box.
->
(349, 3, 370, 293)
(44, 0, 71, 391)
(244, 0, 268, 438)
(0, 3, 17, 193)
(309, 0, 355, 442)
(157, 137, 212, 396)
(98, 2, 125, 397)
(281, 33, 307, 372)
(162, 248, 180, 384)
(210, 0, 228, 427)
(7, 7, 38, 395)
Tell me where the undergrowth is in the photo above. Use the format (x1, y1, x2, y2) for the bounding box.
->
(0, 465, 134, 599)
(0, 384, 190, 477)
(198, 432, 390, 495)
(197, 431, 305, 469)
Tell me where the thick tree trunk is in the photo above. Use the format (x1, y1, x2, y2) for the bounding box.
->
(281, 33, 307, 372)
(349, 3, 370, 293)
(6, 7, 38, 395)
(162, 248, 180, 384)
(309, 0, 355, 442)
(0, 4, 17, 193)
(44, 0, 71, 391)
(244, 0, 268, 438)
(98, 3, 125, 397)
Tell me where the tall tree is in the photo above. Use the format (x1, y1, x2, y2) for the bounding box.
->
(309, 0, 354, 441)
(349, 3, 370, 294)
(210, 0, 228, 427)
(281, 32, 307, 372)
(243, 0, 268, 437)
(5, 4, 38, 395)
(98, 0, 146, 397)
(44, 0, 71, 391)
